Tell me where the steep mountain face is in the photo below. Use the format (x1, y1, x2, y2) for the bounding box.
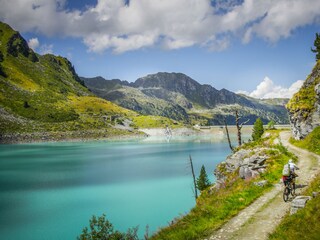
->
(133, 73, 255, 108)
(83, 73, 289, 125)
(0, 22, 136, 142)
(287, 61, 320, 139)
(82, 76, 190, 121)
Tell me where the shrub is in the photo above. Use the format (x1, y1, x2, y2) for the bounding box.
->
(78, 214, 138, 240)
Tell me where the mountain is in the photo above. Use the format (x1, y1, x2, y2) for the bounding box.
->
(82, 73, 289, 125)
(287, 60, 320, 139)
(0, 22, 143, 142)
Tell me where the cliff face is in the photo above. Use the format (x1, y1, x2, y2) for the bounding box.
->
(287, 61, 320, 139)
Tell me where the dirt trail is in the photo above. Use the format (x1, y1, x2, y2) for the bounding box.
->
(205, 131, 320, 240)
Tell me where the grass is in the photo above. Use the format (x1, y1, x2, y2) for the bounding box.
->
(268, 173, 320, 240)
(150, 131, 295, 240)
(132, 115, 183, 129)
(289, 126, 320, 155)
(151, 179, 267, 240)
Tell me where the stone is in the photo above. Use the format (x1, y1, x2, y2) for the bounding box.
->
(256, 156, 267, 165)
(254, 180, 268, 187)
(239, 166, 245, 179)
(312, 192, 319, 198)
(242, 157, 250, 165)
(244, 167, 253, 179)
(251, 164, 267, 170)
(290, 196, 312, 215)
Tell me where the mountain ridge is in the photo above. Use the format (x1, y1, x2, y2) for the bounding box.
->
(82, 73, 289, 125)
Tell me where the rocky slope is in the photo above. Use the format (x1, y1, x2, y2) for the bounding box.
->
(287, 61, 320, 139)
(0, 22, 140, 142)
(83, 73, 289, 125)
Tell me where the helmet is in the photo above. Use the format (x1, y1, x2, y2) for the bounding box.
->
(288, 159, 293, 163)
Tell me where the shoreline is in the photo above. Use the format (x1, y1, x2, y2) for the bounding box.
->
(0, 125, 291, 144)
(0, 130, 147, 144)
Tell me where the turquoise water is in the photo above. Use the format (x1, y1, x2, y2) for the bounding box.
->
(0, 135, 233, 239)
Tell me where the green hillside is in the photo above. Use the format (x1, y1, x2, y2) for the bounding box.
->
(0, 22, 143, 142)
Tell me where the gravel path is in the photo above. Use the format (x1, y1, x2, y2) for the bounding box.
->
(205, 131, 320, 240)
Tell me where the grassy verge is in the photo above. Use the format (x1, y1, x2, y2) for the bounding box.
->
(150, 131, 296, 240)
(268, 173, 320, 240)
(289, 126, 320, 155)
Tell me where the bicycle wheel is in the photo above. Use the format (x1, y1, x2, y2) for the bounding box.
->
(283, 186, 290, 202)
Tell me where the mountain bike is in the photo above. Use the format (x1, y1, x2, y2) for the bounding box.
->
(283, 175, 296, 202)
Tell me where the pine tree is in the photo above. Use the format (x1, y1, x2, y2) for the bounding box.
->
(196, 165, 210, 191)
(252, 118, 264, 141)
(311, 33, 320, 61)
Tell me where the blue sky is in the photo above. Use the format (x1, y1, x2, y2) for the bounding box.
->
(1, 0, 320, 98)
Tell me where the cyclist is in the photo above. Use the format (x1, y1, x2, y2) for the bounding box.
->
(282, 159, 299, 187)
(288, 159, 299, 177)
(288, 159, 299, 188)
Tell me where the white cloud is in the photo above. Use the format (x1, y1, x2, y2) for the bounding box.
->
(27, 37, 55, 55)
(27, 38, 40, 50)
(249, 0, 320, 42)
(237, 76, 304, 99)
(1, 0, 320, 53)
(40, 44, 54, 55)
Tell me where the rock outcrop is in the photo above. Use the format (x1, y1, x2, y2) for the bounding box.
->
(214, 148, 270, 188)
(287, 61, 320, 139)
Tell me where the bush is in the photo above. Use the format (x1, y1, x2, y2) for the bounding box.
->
(78, 214, 138, 240)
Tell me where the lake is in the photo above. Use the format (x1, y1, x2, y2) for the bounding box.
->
(0, 131, 245, 239)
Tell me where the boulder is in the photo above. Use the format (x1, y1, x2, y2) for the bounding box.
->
(290, 196, 312, 215)
(215, 148, 270, 182)
(225, 149, 251, 171)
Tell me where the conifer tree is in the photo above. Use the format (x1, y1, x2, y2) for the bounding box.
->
(311, 33, 320, 61)
(252, 118, 264, 141)
(196, 165, 211, 191)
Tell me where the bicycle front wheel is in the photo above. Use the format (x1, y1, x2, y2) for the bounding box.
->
(283, 187, 290, 202)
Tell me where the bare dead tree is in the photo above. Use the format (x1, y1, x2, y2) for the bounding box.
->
(224, 119, 234, 152)
(235, 110, 249, 146)
(189, 155, 198, 201)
